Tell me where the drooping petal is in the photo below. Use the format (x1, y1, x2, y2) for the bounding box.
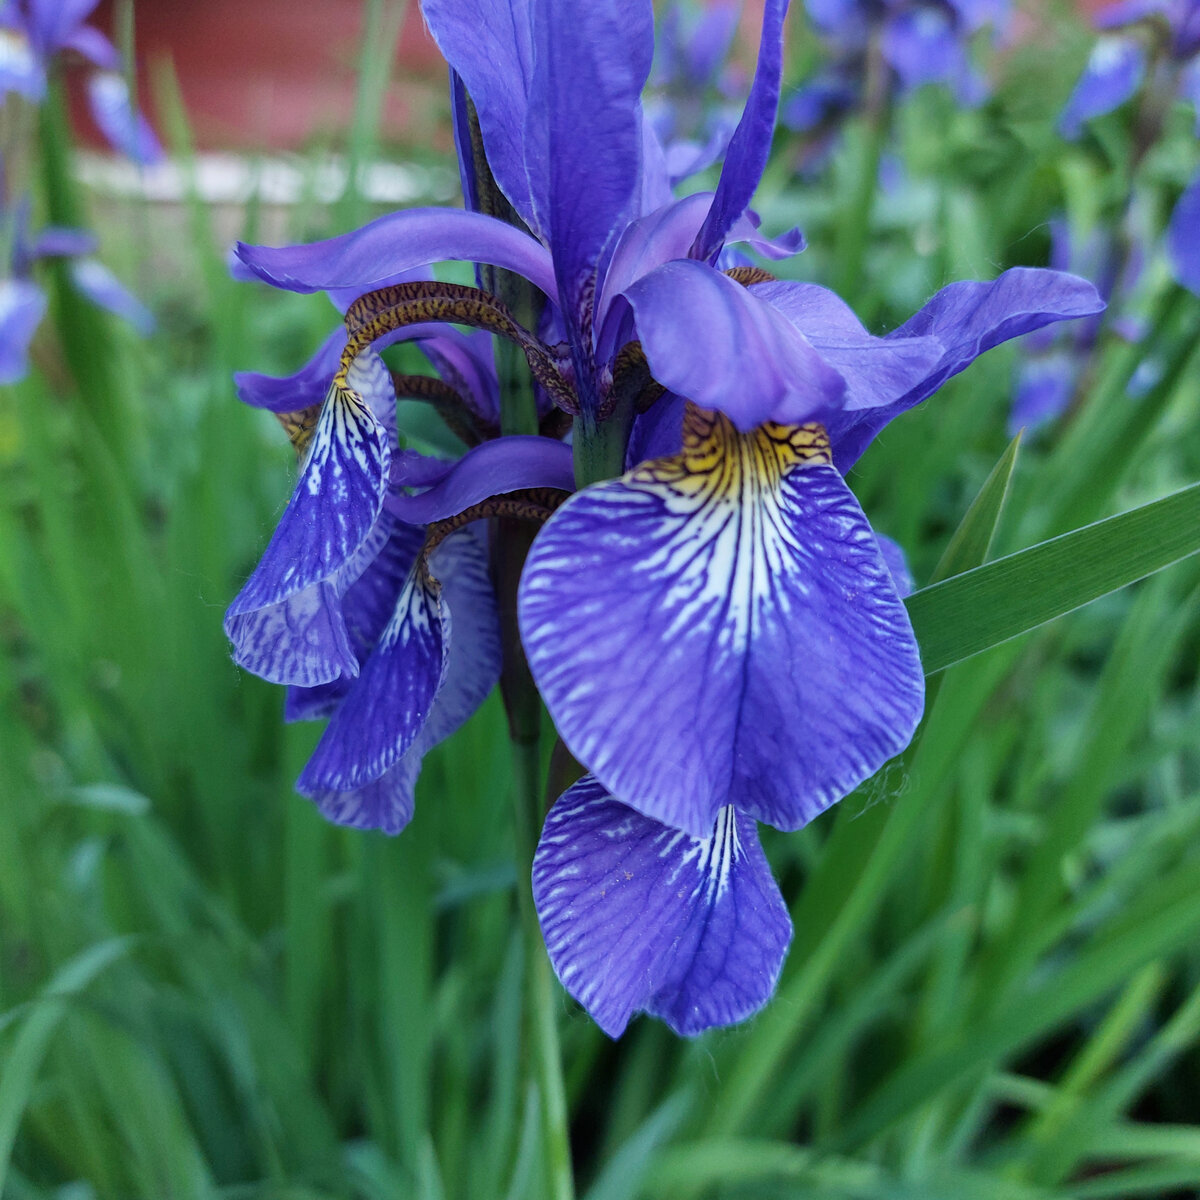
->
(285, 515, 426, 720)
(624, 260, 846, 431)
(225, 353, 393, 673)
(297, 527, 498, 799)
(1166, 171, 1200, 296)
(533, 775, 791, 1038)
(69, 259, 154, 333)
(520, 405, 924, 838)
(0, 279, 47, 384)
(61, 21, 119, 68)
(423, 0, 537, 227)
(691, 0, 789, 262)
(236, 208, 558, 300)
(1058, 36, 1145, 139)
(86, 71, 164, 165)
(386, 434, 574, 524)
(834, 268, 1104, 469)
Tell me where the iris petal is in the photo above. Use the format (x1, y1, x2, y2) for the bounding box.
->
(298, 528, 498, 796)
(692, 0, 788, 262)
(236, 209, 557, 300)
(1166, 172, 1200, 296)
(520, 404, 924, 837)
(225, 353, 393, 678)
(533, 774, 791, 1037)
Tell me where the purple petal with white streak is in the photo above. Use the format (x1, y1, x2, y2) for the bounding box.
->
(298, 527, 498, 799)
(533, 775, 791, 1037)
(520, 413, 924, 836)
(226, 353, 391, 621)
(236, 208, 557, 300)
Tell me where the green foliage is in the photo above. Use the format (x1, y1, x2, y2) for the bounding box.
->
(1, 7, 1199, 1200)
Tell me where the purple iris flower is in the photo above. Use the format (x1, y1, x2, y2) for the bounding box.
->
(785, 0, 1007, 142)
(1059, 0, 1200, 295)
(0, 191, 153, 383)
(0, 0, 163, 164)
(230, 0, 1101, 1036)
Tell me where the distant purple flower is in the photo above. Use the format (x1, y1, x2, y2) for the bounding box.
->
(0, 0, 163, 164)
(230, 0, 1102, 1037)
(0, 193, 152, 383)
(785, 0, 1007, 148)
(1010, 217, 1143, 433)
(1059, 0, 1200, 294)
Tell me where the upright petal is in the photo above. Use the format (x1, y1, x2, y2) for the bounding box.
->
(422, 0, 537, 226)
(236, 209, 557, 301)
(624, 260, 847, 431)
(298, 527, 498, 797)
(692, 0, 789, 262)
(834, 268, 1104, 468)
(1058, 36, 1145, 139)
(533, 775, 791, 1037)
(520, 405, 924, 837)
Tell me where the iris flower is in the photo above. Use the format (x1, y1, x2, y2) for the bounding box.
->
(230, 0, 1102, 1034)
(0, 0, 163, 164)
(1059, 0, 1200, 294)
(0, 190, 153, 384)
(784, 0, 1009, 153)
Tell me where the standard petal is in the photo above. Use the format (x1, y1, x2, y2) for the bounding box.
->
(226, 355, 392, 625)
(1058, 36, 1145, 139)
(533, 775, 792, 1038)
(520, 405, 924, 837)
(692, 0, 789, 262)
(422, 0, 537, 226)
(236, 208, 558, 300)
(624, 260, 847, 431)
(834, 268, 1104, 468)
(1166, 172, 1200, 296)
(523, 0, 654, 401)
(385, 434, 574, 524)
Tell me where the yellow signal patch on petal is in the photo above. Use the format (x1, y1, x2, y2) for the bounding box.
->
(630, 402, 831, 503)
